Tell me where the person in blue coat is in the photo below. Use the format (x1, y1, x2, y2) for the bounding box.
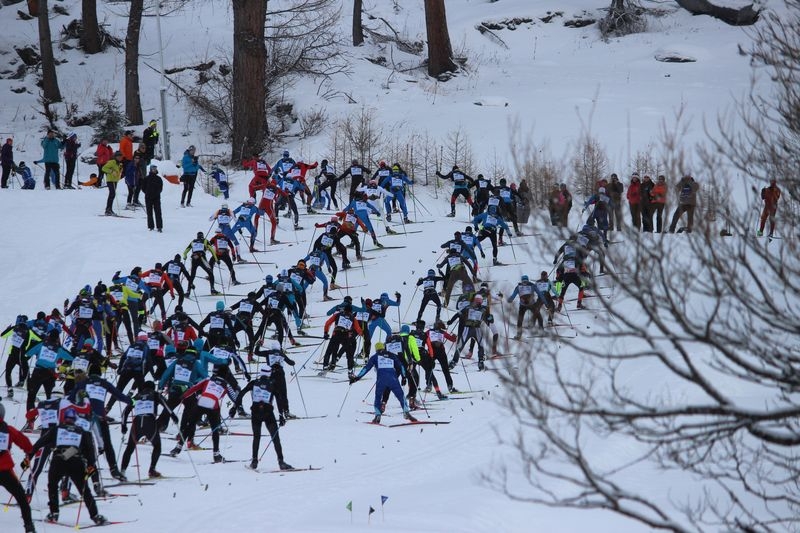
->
(232, 198, 265, 252)
(582, 187, 613, 246)
(39, 130, 64, 189)
(472, 204, 511, 265)
(180, 145, 205, 207)
(340, 192, 382, 242)
(380, 166, 414, 223)
(349, 342, 417, 424)
(211, 164, 229, 199)
(17, 162, 35, 189)
(24, 330, 73, 410)
(271, 150, 296, 179)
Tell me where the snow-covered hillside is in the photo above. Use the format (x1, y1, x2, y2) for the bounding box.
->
(0, 1, 783, 532)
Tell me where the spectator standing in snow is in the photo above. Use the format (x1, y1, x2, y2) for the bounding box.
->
(119, 130, 134, 164)
(651, 175, 668, 233)
(758, 179, 781, 238)
(141, 164, 164, 232)
(668, 174, 700, 233)
(103, 151, 124, 216)
(180, 145, 204, 208)
(63, 132, 81, 189)
(626, 173, 641, 231)
(39, 129, 64, 189)
(640, 174, 655, 232)
(95, 139, 113, 187)
(142, 120, 159, 164)
(1, 138, 15, 188)
(608, 174, 624, 231)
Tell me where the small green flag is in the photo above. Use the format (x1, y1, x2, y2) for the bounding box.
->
(346, 501, 352, 512)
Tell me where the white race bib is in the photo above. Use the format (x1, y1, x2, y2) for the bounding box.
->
(386, 341, 402, 355)
(337, 316, 353, 330)
(134, 400, 155, 416)
(240, 302, 254, 314)
(78, 306, 94, 319)
(377, 355, 394, 369)
(38, 346, 58, 364)
(11, 332, 24, 348)
(56, 427, 82, 447)
(210, 316, 224, 329)
(192, 242, 204, 252)
(174, 365, 192, 382)
(167, 264, 181, 276)
(467, 309, 483, 322)
(252, 386, 272, 403)
(86, 383, 106, 401)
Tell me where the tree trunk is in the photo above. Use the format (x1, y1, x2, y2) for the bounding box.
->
(231, 0, 268, 164)
(125, 0, 143, 124)
(352, 0, 364, 46)
(674, 0, 759, 26)
(38, 0, 61, 103)
(424, 0, 457, 78)
(81, 0, 102, 54)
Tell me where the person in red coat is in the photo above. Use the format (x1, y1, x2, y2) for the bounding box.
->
(0, 403, 36, 532)
(626, 173, 642, 231)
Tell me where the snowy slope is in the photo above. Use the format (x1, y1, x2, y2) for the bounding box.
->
(0, 0, 781, 531)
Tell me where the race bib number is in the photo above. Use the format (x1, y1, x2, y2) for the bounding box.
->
(467, 309, 483, 322)
(321, 235, 333, 248)
(205, 380, 225, 399)
(308, 256, 321, 267)
(280, 281, 293, 293)
(11, 332, 24, 348)
(449, 242, 462, 252)
(126, 279, 140, 291)
(267, 298, 279, 309)
(453, 172, 464, 182)
(423, 279, 434, 290)
(351, 167, 363, 176)
(448, 256, 461, 268)
(289, 168, 301, 178)
(39, 346, 58, 364)
(345, 213, 357, 224)
(192, 242, 204, 252)
(488, 197, 500, 207)
(457, 300, 469, 312)
(564, 260, 576, 272)
(519, 285, 533, 296)
(86, 383, 106, 401)
(377, 355, 394, 369)
(56, 427, 82, 447)
(218, 214, 232, 225)
(174, 365, 192, 382)
(39, 408, 58, 427)
(500, 189, 511, 199)
(112, 290, 124, 300)
(486, 215, 498, 226)
(290, 273, 302, 285)
(386, 341, 402, 355)
(391, 177, 403, 188)
(239, 207, 252, 218)
(337, 316, 353, 330)
(213, 347, 231, 363)
(210, 316, 224, 329)
(127, 348, 144, 361)
(78, 306, 94, 319)
(429, 331, 444, 343)
(147, 338, 160, 350)
(252, 386, 272, 403)
(217, 239, 229, 250)
(378, 169, 390, 178)
(74, 417, 90, 431)
(240, 302, 254, 314)
(167, 264, 181, 276)
(355, 201, 368, 211)
(134, 400, 155, 416)
(536, 281, 550, 293)
(72, 358, 90, 373)
(264, 190, 275, 200)
(355, 311, 369, 322)
(268, 353, 283, 366)
(565, 245, 576, 257)
(147, 273, 162, 284)
(371, 302, 382, 313)
(0, 431, 9, 451)
(176, 331, 186, 341)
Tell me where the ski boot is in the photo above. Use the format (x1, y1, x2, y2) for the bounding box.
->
(403, 217, 411, 224)
(148, 469, 162, 478)
(169, 444, 182, 457)
(109, 468, 127, 482)
(371, 415, 381, 424)
(237, 406, 249, 418)
(213, 452, 225, 463)
(408, 397, 418, 410)
(386, 227, 397, 235)
(249, 458, 258, 470)
(379, 402, 386, 414)
(278, 460, 293, 471)
(436, 391, 448, 400)
(92, 515, 108, 526)
(93, 482, 108, 497)
(493, 258, 500, 266)
(576, 301, 585, 310)
(210, 289, 221, 295)
(446, 211, 455, 218)
(478, 360, 486, 371)
(283, 411, 298, 420)
(386, 214, 392, 222)
(403, 411, 418, 422)
(46, 512, 59, 523)
(232, 279, 242, 286)
(423, 385, 432, 394)
(448, 386, 460, 393)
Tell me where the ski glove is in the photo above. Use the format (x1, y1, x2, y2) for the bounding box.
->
(279, 415, 286, 427)
(348, 375, 359, 385)
(121, 424, 128, 434)
(323, 333, 330, 340)
(285, 357, 295, 366)
(228, 407, 237, 419)
(85, 465, 97, 477)
(21, 457, 30, 470)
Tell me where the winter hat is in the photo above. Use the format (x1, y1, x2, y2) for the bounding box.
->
(598, 187, 606, 194)
(150, 165, 158, 172)
(259, 364, 272, 377)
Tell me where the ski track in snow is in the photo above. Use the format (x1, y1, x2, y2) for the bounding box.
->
(0, 0, 775, 530)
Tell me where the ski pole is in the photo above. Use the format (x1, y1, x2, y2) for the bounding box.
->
(289, 340, 325, 381)
(258, 425, 282, 462)
(507, 233, 517, 261)
(360, 380, 376, 403)
(291, 364, 308, 417)
(336, 381, 354, 418)
(132, 423, 142, 484)
(305, 226, 318, 256)
(459, 353, 473, 393)
(401, 285, 419, 322)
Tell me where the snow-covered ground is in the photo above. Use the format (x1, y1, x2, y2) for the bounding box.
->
(0, 0, 779, 531)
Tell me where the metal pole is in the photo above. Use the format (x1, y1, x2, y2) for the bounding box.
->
(156, 1, 170, 160)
